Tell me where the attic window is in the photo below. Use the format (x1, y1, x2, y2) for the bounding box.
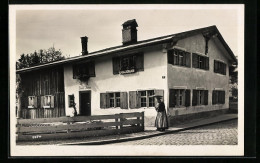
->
(73, 61, 95, 79)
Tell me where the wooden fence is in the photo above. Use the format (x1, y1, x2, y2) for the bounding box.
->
(16, 112, 144, 142)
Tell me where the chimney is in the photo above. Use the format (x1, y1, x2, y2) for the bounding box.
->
(122, 19, 138, 45)
(81, 36, 88, 55)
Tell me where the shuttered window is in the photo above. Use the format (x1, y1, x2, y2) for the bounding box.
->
(214, 60, 226, 75)
(212, 90, 225, 104)
(169, 89, 190, 107)
(129, 89, 163, 108)
(41, 95, 55, 108)
(100, 92, 128, 109)
(112, 52, 144, 75)
(168, 49, 191, 67)
(192, 53, 209, 70)
(192, 89, 208, 106)
(73, 61, 96, 79)
(28, 96, 37, 108)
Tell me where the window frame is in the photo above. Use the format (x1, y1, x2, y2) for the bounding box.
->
(170, 49, 189, 67)
(138, 90, 155, 108)
(28, 96, 36, 108)
(108, 92, 121, 108)
(214, 60, 226, 75)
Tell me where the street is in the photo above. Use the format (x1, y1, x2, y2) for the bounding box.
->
(110, 120, 238, 145)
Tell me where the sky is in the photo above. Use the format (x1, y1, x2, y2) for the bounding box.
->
(15, 5, 242, 59)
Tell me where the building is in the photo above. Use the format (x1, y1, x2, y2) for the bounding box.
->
(16, 19, 237, 126)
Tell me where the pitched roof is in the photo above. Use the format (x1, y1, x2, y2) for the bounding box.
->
(16, 25, 237, 73)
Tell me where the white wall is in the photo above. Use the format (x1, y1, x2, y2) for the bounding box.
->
(63, 45, 168, 126)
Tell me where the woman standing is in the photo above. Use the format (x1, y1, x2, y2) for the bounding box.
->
(154, 95, 169, 131)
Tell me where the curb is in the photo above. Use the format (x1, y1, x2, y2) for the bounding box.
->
(61, 117, 238, 145)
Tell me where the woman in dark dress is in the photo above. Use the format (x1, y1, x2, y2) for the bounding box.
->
(154, 95, 168, 131)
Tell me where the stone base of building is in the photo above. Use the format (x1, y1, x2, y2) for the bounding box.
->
(168, 108, 231, 126)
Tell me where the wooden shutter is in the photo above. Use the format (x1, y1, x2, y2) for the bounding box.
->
(214, 60, 217, 73)
(135, 53, 144, 71)
(112, 57, 120, 74)
(169, 89, 174, 107)
(100, 93, 107, 108)
(136, 91, 141, 108)
(192, 53, 198, 68)
(204, 90, 208, 105)
(192, 90, 198, 106)
(33, 96, 37, 108)
(88, 61, 96, 77)
(50, 95, 55, 108)
(185, 52, 191, 67)
(41, 96, 45, 108)
(205, 57, 209, 70)
(120, 92, 128, 109)
(212, 90, 216, 105)
(185, 89, 191, 107)
(223, 63, 227, 75)
(154, 89, 164, 101)
(129, 91, 137, 109)
(73, 64, 78, 79)
(221, 91, 225, 104)
(168, 50, 173, 64)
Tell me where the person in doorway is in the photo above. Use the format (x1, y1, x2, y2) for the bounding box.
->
(154, 95, 168, 131)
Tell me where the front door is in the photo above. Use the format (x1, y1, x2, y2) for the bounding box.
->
(79, 91, 91, 116)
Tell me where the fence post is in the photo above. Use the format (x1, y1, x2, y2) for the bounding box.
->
(119, 113, 123, 133)
(141, 111, 144, 131)
(115, 114, 119, 129)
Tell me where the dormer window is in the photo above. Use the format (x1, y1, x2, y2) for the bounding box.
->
(73, 61, 95, 79)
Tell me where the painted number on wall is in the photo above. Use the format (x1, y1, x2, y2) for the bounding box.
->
(32, 135, 42, 139)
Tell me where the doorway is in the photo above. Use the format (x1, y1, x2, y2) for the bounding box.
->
(79, 91, 91, 116)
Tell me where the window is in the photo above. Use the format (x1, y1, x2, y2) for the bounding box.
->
(41, 95, 54, 108)
(212, 90, 225, 104)
(113, 53, 144, 75)
(168, 49, 191, 67)
(192, 90, 208, 106)
(68, 95, 74, 107)
(28, 96, 37, 108)
(192, 53, 209, 70)
(73, 61, 95, 79)
(169, 89, 190, 107)
(100, 92, 128, 109)
(129, 90, 163, 109)
(214, 60, 226, 75)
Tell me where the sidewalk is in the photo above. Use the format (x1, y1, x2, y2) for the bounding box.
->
(59, 113, 237, 146)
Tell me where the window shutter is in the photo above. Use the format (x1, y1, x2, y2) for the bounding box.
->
(33, 96, 37, 107)
(192, 90, 198, 106)
(50, 96, 55, 108)
(120, 92, 128, 109)
(135, 53, 144, 71)
(221, 91, 225, 104)
(112, 57, 120, 74)
(88, 61, 96, 77)
(73, 64, 78, 79)
(154, 89, 164, 101)
(129, 91, 137, 109)
(100, 93, 107, 108)
(212, 90, 216, 105)
(192, 53, 198, 68)
(185, 52, 191, 67)
(169, 89, 174, 107)
(204, 90, 208, 105)
(41, 96, 45, 108)
(168, 50, 173, 64)
(185, 89, 191, 107)
(214, 60, 217, 73)
(205, 57, 209, 70)
(223, 63, 227, 75)
(136, 91, 141, 108)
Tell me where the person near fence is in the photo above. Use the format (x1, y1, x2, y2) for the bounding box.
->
(154, 95, 168, 131)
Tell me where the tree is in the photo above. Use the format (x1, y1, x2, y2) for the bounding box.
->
(16, 46, 65, 69)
